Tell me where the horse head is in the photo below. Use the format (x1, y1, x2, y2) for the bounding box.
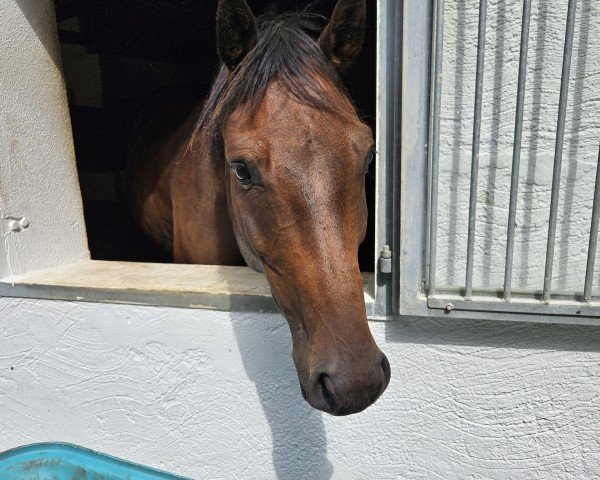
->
(213, 0, 390, 415)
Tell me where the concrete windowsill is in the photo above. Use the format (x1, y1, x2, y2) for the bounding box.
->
(0, 260, 376, 315)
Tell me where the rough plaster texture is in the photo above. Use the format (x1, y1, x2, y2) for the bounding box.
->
(1, 2, 600, 478)
(437, 0, 600, 294)
(0, 0, 89, 279)
(1, 297, 600, 479)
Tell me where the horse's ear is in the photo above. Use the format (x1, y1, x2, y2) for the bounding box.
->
(217, 0, 258, 71)
(318, 0, 366, 69)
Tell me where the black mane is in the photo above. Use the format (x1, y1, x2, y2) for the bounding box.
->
(192, 13, 355, 165)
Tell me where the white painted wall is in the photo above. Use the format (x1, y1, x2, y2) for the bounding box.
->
(437, 0, 600, 293)
(1, 1, 600, 479)
(0, 0, 89, 279)
(1, 298, 599, 479)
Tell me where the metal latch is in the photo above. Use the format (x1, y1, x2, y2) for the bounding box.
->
(379, 245, 392, 274)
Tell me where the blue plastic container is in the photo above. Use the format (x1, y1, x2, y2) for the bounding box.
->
(0, 443, 191, 480)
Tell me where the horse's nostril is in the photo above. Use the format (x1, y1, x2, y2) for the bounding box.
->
(305, 354, 391, 415)
(318, 374, 336, 411)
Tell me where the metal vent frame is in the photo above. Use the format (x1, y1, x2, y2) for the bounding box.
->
(376, 0, 600, 325)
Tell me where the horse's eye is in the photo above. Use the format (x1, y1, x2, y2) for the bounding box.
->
(231, 162, 253, 186)
(365, 146, 375, 173)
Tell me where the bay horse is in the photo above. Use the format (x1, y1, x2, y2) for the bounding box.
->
(128, 0, 390, 415)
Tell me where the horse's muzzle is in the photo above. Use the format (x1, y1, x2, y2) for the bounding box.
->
(304, 351, 391, 416)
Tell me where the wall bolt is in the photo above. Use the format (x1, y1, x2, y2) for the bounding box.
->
(444, 303, 454, 313)
(4, 217, 30, 233)
(18, 217, 30, 229)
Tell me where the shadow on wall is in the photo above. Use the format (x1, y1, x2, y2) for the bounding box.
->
(385, 315, 600, 353)
(231, 314, 333, 480)
(558, 0, 592, 290)
(446, 0, 467, 288)
(17, 0, 62, 69)
(480, 0, 507, 289)
(520, 0, 549, 289)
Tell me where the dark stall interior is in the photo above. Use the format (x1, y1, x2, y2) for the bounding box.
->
(55, 0, 377, 270)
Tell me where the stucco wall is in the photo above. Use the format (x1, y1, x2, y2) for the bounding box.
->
(0, 0, 89, 279)
(437, 0, 600, 293)
(1, 297, 599, 479)
(1, 1, 600, 479)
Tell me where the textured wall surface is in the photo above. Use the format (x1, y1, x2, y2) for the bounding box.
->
(1, 1, 600, 478)
(437, 0, 600, 293)
(1, 298, 599, 479)
(0, 0, 89, 279)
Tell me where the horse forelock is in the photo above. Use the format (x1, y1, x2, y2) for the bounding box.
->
(191, 12, 358, 168)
